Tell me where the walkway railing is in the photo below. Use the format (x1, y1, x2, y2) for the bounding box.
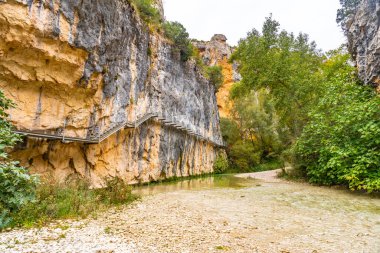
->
(13, 112, 226, 148)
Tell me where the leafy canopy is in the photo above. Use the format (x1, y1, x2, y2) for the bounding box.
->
(230, 15, 324, 147)
(294, 50, 380, 192)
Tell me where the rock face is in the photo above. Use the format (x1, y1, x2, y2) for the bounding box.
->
(0, 0, 222, 186)
(193, 35, 240, 118)
(346, 0, 380, 88)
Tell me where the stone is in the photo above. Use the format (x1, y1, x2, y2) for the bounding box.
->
(193, 35, 241, 118)
(0, 0, 222, 187)
(346, 0, 380, 89)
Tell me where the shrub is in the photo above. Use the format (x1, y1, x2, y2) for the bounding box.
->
(228, 141, 261, 171)
(130, 0, 161, 25)
(0, 90, 39, 229)
(163, 21, 194, 62)
(11, 178, 138, 228)
(205, 66, 224, 91)
(294, 53, 380, 192)
(213, 154, 229, 174)
(0, 162, 39, 229)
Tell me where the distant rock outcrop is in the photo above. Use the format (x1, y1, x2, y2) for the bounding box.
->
(346, 0, 380, 89)
(193, 35, 240, 118)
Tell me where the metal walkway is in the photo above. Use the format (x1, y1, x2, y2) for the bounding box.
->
(13, 113, 226, 148)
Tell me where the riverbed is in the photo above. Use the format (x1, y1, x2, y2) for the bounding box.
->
(1, 170, 379, 253)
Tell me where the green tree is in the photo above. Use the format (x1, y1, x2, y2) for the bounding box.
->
(163, 21, 194, 62)
(230, 16, 323, 148)
(337, 0, 360, 32)
(0, 90, 38, 229)
(294, 50, 380, 192)
(232, 89, 281, 162)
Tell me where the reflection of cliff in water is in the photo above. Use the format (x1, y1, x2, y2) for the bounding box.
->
(133, 175, 259, 196)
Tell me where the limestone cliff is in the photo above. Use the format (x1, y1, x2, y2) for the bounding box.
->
(346, 0, 380, 89)
(193, 35, 240, 118)
(0, 0, 222, 186)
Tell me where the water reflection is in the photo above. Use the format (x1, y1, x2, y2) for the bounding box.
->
(133, 174, 258, 196)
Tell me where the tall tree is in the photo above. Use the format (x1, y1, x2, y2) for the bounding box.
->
(230, 16, 324, 147)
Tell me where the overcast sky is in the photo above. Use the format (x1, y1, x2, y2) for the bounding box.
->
(163, 0, 346, 52)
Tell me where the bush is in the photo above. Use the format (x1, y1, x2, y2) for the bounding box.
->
(294, 53, 380, 192)
(163, 21, 194, 62)
(130, 0, 161, 25)
(205, 66, 224, 91)
(213, 154, 229, 174)
(10, 178, 138, 228)
(0, 162, 39, 229)
(228, 141, 261, 171)
(0, 90, 39, 229)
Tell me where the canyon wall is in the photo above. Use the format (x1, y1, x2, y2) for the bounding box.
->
(0, 0, 222, 186)
(193, 35, 240, 118)
(346, 0, 380, 89)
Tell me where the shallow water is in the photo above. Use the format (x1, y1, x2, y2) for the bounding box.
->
(133, 174, 259, 196)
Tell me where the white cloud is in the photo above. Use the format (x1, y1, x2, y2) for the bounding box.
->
(163, 0, 347, 52)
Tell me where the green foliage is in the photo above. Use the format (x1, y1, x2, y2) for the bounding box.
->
(0, 162, 39, 228)
(213, 154, 229, 174)
(0, 90, 39, 230)
(205, 66, 224, 91)
(337, 0, 360, 31)
(220, 117, 241, 145)
(95, 178, 137, 205)
(130, 0, 161, 25)
(220, 88, 282, 172)
(163, 21, 194, 62)
(0, 90, 20, 159)
(232, 89, 281, 159)
(230, 16, 323, 145)
(10, 178, 137, 228)
(294, 50, 380, 192)
(228, 140, 261, 171)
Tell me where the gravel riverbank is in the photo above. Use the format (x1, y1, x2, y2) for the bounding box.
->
(1, 170, 379, 253)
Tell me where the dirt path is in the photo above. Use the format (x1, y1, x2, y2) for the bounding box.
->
(1, 171, 379, 253)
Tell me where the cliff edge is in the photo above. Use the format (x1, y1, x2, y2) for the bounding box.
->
(346, 0, 380, 89)
(0, 0, 223, 186)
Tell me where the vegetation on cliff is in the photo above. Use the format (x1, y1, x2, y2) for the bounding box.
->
(129, 0, 162, 26)
(223, 16, 380, 192)
(163, 21, 194, 62)
(336, 0, 361, 32)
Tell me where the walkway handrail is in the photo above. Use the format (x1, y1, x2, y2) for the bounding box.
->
(13, 112, 226, 148)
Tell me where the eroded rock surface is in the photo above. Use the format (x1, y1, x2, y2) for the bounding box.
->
(347, 0, 380, 88)
(0, 0, 222, 186)
(193, 35, 240, 118)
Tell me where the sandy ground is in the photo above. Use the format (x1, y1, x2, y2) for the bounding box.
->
(1, 170, 379, 253)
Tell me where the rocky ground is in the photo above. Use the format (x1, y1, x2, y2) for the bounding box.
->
(1, 170, 379, 253)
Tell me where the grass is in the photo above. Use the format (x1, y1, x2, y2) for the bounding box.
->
(9, 178, 138, 229)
